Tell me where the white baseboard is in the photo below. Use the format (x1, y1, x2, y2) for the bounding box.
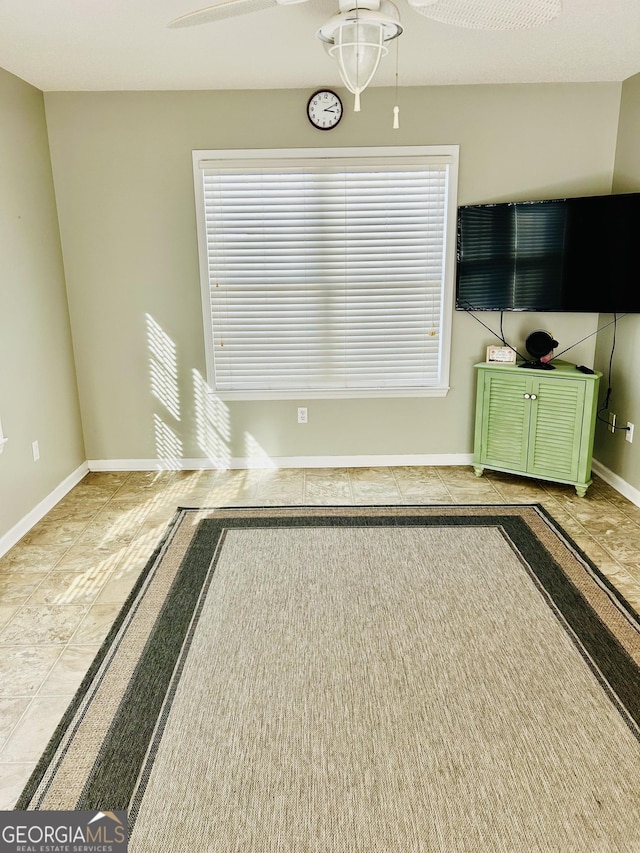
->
(0, 462, 89, 558)
(591, 459, 640, 508)
(88, 454, 475, 472)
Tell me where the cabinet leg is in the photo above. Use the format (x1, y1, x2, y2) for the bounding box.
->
(575, 484, 590, 497)
(473, 465, 484, 478)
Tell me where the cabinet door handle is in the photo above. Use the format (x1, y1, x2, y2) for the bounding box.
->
(530, 394, 537, 400)
(523, 393, 531, 399)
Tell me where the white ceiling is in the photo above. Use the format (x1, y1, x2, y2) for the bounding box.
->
(1, 0, 639, 93)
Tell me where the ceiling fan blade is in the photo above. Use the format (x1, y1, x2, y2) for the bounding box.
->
(407, 0, 561, 30)
(168, 0, 279, 27)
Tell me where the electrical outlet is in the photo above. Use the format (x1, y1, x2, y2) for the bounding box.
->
(608, 412, 616, 434)
(626, 422, 634, 444)
(32, 440, 40, 462)
(297, 407, 308, 424)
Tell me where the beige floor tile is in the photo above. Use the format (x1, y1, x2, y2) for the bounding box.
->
(350, 492, 404, 505)
(599, 539, 640, 566)
(192, 472, 262, 506)
(565, 536, 624, 570)
(555, 494, 630, 525)
(70, 603, 125, 645)
(256, 470, 305, 493)
(255, 484, 305, 504)
(576, 516, 640, 545)
(81, 471, 131, 488)
(92, 502, 150, 527)
(110, 472, 179, 501)
(171, 470, 224, 490)
(0, 646, 63, 697)
(488, 476, 549, 502)
(0, 695, 72, 762)
(106, 491, 164, 509)
(544, 507, 591, 539)
(304, 471, 353, 504)
(598, 491, 640, 523)
(94, 572, 139, 605)
(445, 475, 502, 493)
(0, 545, 68, 574)
(396, 482, 453, 503)
(349, 466, 397, 484)
(51, 544, 128, 574)
(445, 483, 504, 503)
(392, 465, 445, 484)
(43, 498, 109, 524)
(132, 517, 176, 545)
(140, 502, 184, 524)
(349, 468, 402, 502)
(0, 572, 49, 605)
(26, 569, 110, 606)
(0, 605, 88, 645)
(247, 496, 297, 507)
(259, 468, 305, 485)
(0, 698, 32, 750)
(71, 508, 147, 549)
(0, 605, 19, 631)
(38, 645, 101, 697)
(434, 466, 479, 484)
(598, 569, 640, 609)
(0, 763, 35, 810)
(21, 521, 89, 547)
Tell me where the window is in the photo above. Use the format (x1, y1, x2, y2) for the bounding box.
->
(193, 146, 459, 399)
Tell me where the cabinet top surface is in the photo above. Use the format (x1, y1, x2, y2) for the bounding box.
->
(474, 360, 602, 379)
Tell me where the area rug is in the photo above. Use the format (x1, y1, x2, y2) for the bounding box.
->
(17, 505, 640, 851)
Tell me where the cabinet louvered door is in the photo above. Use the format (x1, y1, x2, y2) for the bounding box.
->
(473, 361, 600, 496)
(478, 372, 530, 471)
(526, 377, 585, 481)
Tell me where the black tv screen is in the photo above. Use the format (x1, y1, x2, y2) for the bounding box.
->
(455, 192, 640, 312)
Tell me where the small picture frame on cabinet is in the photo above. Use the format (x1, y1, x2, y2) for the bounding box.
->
(486, 345, 517, 364)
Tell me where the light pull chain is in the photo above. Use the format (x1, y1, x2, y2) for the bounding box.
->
(354, 0, 361, 112)
(392, 36, 400, 128)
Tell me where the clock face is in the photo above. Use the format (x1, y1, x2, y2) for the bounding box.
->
(307, 90, 343, 130)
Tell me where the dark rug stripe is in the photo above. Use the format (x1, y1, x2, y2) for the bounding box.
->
(75, 520, 228, 810)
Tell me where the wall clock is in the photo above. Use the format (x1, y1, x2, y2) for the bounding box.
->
(307, 90, 343, 130)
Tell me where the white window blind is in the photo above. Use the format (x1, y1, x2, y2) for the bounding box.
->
(193, 147, 458, 399)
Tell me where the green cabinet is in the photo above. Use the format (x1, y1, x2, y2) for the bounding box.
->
(473, 360, 601, 496)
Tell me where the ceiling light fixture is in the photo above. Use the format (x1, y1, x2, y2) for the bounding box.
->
(317, 0, 403, 112)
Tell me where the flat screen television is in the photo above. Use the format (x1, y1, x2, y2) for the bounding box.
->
(455, 192, 640, 312)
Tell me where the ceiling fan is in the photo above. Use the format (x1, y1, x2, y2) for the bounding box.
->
(168, 0, 561, 30)
(168, 0, 562, 111)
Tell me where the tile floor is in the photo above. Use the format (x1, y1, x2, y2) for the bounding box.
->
(1, 465, 639, 808)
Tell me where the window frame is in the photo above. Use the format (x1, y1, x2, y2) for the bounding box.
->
(192, 145, 459, 400)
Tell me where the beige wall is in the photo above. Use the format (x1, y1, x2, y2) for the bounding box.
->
(43, 83, 620, 466)
(593, 72, 640, 492)
(0, 68, 85, 542)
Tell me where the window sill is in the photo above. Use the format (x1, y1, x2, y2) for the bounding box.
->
(207, 387, 451, 401)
